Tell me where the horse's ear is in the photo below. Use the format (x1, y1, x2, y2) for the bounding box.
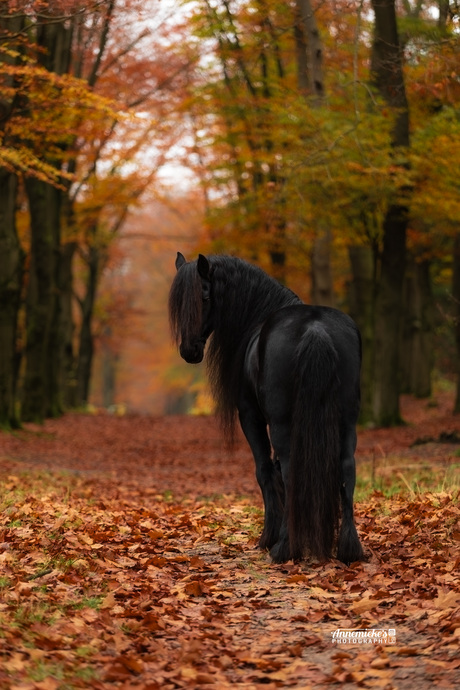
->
(175, 252, 186, 271)
(197, 254, 210, 280)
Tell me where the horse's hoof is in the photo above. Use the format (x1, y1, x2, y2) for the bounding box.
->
(269, 541, 290, 563)
(337, 543, 365, 564)
(259, 529, 279, 551)
(258, 533, 269, 550)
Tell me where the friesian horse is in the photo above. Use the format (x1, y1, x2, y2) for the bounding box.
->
(169, 252, 364, 564)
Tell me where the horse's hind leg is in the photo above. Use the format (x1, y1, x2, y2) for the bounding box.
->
(337, 425, 364, 564)
(238, 405, 284, 550)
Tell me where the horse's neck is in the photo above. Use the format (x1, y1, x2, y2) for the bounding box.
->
(219, 280, 297, 339)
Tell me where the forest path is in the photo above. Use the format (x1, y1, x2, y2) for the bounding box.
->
(0, 393, 459, 688)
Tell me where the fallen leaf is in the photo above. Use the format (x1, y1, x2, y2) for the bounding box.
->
(184, 580, 205, 596)
(100, 591, 117, 609)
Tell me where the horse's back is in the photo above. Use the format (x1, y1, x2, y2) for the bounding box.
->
(250, 304, 361, 423)
(260, 304, 360, 365)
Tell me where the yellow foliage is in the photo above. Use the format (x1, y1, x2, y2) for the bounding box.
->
(190, 388, 216, 416)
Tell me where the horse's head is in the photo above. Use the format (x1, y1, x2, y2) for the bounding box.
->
(169, 252, 214, 364)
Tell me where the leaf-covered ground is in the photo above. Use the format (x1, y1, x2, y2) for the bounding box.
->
(0, 393, 459, 689)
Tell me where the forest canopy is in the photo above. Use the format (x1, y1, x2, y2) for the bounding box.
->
(0, 0, 460, 427)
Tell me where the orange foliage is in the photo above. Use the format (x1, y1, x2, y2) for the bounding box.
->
(90, 192, 206, 414)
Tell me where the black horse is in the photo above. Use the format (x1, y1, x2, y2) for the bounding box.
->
(169, 252, 364, 564)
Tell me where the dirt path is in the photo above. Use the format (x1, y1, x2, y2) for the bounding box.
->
(0, 394, 459, 688)
(2, 393, 460, 494)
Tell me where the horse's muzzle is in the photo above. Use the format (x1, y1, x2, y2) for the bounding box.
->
(180, 341, 204, 364)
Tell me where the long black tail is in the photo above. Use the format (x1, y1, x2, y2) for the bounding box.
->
(288, 322, 341, 561)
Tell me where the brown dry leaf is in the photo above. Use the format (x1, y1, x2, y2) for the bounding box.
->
(269, 658, 321, 681)
(119, 654, 144, 674)
(286, 574, 308, 583)
(309, 586, 337, 599)
(431, 590, 460, 609)
(4, 654, 27, 673)
(236, 652, 272, 669)
(100, 591, 117, 609)
(184, 580, 205, 596)
(180, 665, 198, 680)
(190, 555, 206, 568)
(350, 597, 380, 614)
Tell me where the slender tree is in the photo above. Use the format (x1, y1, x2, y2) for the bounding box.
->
(453, 234, 460, 413)
(0, 167, 23, 428)
(370, 0, 410, 425)
(400, 258, 434, 398)
(21, 14, 74, 421)
(0, 11, 25, 428)
(295, 0, 334, 306)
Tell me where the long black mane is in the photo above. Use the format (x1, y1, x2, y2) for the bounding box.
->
(178, 256, 301, 439)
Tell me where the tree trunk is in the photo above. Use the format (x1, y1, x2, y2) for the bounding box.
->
(371, 1, 410, 148)
(372, 205, 408, 425)
(453, 235, 460, 413)
(370, 0, 410, 426)
(0, 170, 23, 428)
(21, 15, 73, 421)
(101, 328, 117, 408)
(400, 259, 433, 398)
(438, 0, 449, 29)
(295, 0, 325, 105)
(311, 230, 335, 306)
(22, 179, 62, 422)
(76, 244, 99, 406)
(0, 13, 26, 427)
(348, 245, 376, 424)
(295, 0, 335, 304)
(59, 241, 78, 408)
(294, 19, 309, 96)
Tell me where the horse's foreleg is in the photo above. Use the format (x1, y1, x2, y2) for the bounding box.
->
(337, 427, 364, 564)
(266, 422, 293, 563)
(257, 454, 285, 550)
(238, 408, 284, 550)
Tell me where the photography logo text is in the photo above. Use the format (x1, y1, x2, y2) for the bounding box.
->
(331, 628, 396, 645)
